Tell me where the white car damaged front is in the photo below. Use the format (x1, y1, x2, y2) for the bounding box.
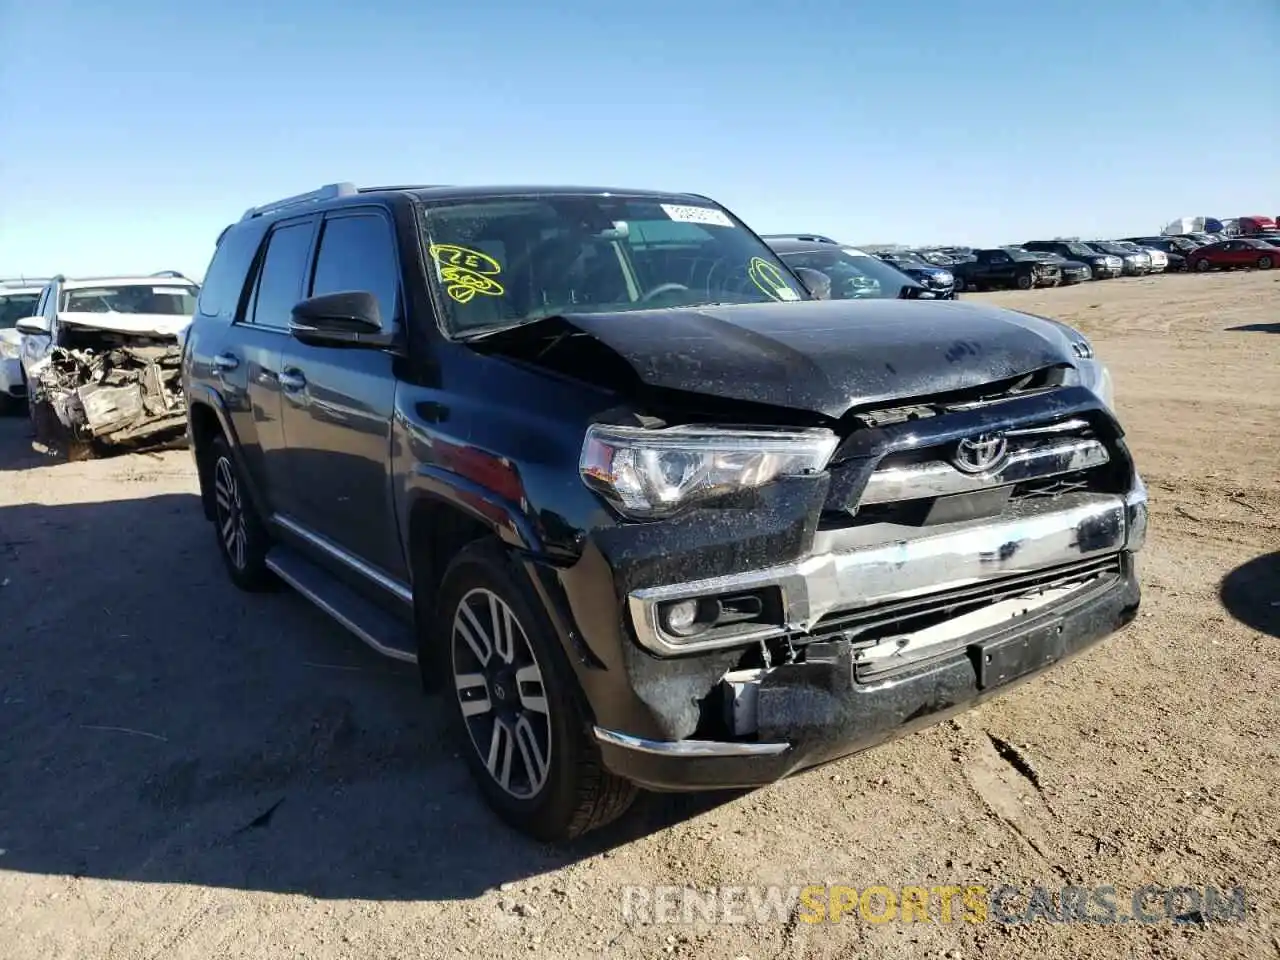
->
(20, 279, 197, 456)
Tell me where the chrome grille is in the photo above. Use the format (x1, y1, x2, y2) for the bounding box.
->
(854, 418, 1107, 510)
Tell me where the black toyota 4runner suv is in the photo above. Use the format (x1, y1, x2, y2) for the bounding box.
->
(183, 182, 1147, 840)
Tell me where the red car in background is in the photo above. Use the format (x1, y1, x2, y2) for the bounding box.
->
(1237, 215, 1277, 235)
(1188, 238, 1278, 272)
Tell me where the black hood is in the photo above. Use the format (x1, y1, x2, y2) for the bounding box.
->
(483, 300, 1080, 419)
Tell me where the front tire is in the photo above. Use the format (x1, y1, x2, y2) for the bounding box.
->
(1194, 257, 1211, 272)
(1258, 256, 1273, 270)
(208, 434, 275, 591)
(1015, 272, 1035, 290)
(438, 540, 636, 841)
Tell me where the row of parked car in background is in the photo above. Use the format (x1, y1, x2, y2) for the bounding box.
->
(763, 226, 1280, 298)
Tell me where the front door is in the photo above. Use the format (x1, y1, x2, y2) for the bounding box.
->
(277, 207, 406, 582)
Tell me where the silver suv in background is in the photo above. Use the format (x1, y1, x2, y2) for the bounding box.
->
(0, 278, 49, 413)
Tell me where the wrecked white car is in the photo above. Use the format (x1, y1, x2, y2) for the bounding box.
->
(16, 275, 199, 456)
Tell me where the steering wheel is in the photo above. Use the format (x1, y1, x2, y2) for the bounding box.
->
(639, 282, 691, 302)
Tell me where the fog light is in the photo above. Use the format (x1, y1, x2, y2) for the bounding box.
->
(662, 599, 704, 637)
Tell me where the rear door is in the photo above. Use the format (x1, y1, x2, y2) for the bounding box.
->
(277, 207, 406, 581)
(219, 216, 317, 516)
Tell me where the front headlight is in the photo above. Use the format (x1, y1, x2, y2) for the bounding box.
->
(0, 340, 19, 360)
(580, 424, 839, 520)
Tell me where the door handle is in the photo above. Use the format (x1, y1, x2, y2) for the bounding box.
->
(212, 352, 240, 372)
(279, 369, 307, 392)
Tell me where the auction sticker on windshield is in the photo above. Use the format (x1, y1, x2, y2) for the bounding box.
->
(660, 204, 734, 227)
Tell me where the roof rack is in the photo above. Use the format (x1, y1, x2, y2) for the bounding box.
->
(240, 182, 357, 221)
(150, 270, 192, 280)
(760, 233, 838, 244)
(356, 184, 445, 193)
(0, 276, 51, 287)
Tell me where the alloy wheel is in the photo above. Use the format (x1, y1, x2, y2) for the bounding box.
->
(213, 456, 248, 570)
(452, 587, 552, 799)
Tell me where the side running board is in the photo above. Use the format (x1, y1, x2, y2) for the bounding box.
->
(265, 544, 418, 663)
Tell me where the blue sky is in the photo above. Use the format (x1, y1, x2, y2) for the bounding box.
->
(1, 0, 1276, 278)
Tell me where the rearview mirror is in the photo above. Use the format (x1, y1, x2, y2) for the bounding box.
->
(14, 315, 49, 336)
(289, 291, 391, 348)
(791, 267, 832, 300)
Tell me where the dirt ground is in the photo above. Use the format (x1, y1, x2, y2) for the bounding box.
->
(1, 271, 1277, 960)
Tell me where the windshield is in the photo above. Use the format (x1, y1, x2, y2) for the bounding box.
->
(418, 196, 807, 335)
(1092, 242, 1130, 255)
(0, 292, 41, 329)
(1062, 242, 1095, 256)
(60, 283, 198, 315)
(777, 247, 917, 300)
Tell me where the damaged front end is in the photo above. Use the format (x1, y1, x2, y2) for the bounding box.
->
(576, 380, 1148, 792)
(30, 329, 187, 458)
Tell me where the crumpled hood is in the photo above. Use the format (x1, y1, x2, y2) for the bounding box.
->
(56, 311, 192, 339)
(0, 327, 20, 349)
(552, 299, 1079, 418)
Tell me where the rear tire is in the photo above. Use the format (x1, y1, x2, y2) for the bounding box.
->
(438, 539, 637, 841)
(208, 433, 275, 591)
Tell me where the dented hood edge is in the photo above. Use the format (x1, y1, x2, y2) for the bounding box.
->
(57, 311, 193, 340)
(479, 301, 1081, 419)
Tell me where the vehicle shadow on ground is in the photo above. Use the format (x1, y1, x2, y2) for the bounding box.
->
(1219, 552, 1280, 639)
(0, 412, 50, 472)
(0, 484, 743, 902)
(1224, 322, 1280, 334)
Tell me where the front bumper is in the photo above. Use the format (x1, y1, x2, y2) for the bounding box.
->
(596, 557, 1139, 790)
(592, 476, 1148, 791)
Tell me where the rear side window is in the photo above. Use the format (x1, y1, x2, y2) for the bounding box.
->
(309, 212, 399, 327)
(197, 223, 265, 320)
(248, 221, 315, 329)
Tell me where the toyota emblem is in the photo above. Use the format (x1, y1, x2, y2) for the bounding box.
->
(951, 433, 1009, 474)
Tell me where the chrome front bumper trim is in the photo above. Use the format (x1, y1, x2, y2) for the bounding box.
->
(859, 430, 1109, 506)
(629, 489, 1145, 656)
(593, 726, 790, 756)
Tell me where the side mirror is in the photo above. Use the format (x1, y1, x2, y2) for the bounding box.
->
(791, 267, 832, 300)
(289, 291, 392, 348)
(14, 315, 50, 336)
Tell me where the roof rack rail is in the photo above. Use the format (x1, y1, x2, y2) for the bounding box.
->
(760, 233, 839, 244)
(240, 182, 357, 221)
(0, 276, 52, 286)
(150, 270, 191, 280)
(356, 184, 445, 193)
